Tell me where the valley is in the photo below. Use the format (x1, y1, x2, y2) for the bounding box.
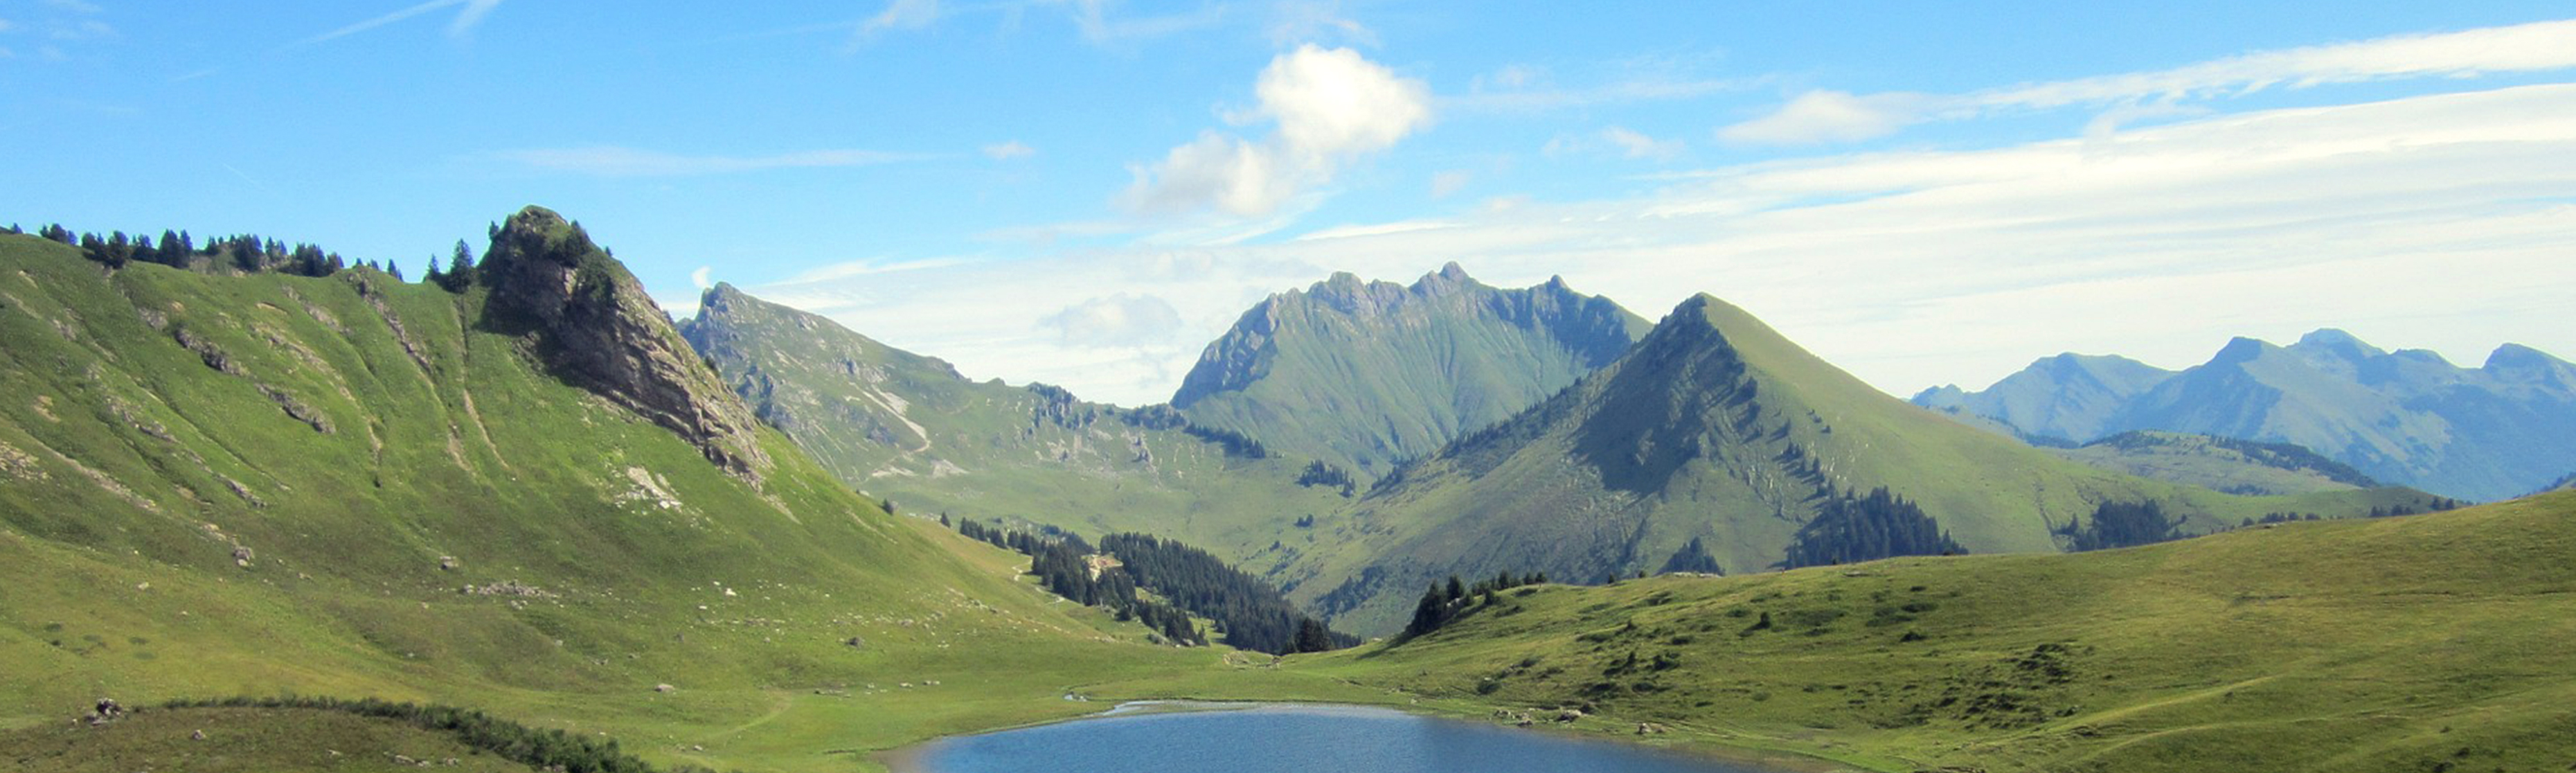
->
(1, 209, 2566, 773)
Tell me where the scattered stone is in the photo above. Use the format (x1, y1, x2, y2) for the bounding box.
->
(654, 683, 676, 693)
(438, 556, 458, 571)
(1635, 722, 1667, 735)
(86, 698, 127, 725)
(1553, 708, 1584, 723)
(134, 582, 150, 591)
(843, 637, 865, 649)
(190, 729, 206, 740)
(458, 580, 551, 597)
(231, 544, 254, 568)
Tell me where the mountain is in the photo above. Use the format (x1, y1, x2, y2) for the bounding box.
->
(1912, 353, 2174, 443)
(1267, 491, 2576, 772)
(0, 210, 1202, 772)
(2043, 429, 2383, 497)
(680, 283, 1348, 560)
(1171, 263, 1650, 479)
(1278, 295, 2444, 634)
(1922, 330, 2576, 501)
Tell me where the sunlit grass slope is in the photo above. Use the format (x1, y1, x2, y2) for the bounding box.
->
(1213, 492, 2576, 772)
(0, 228, 1210, 773)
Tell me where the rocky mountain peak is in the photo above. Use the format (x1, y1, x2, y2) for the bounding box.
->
(479, 206, 771, 480)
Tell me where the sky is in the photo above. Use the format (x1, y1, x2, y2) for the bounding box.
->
(5, 1, 2574, 407)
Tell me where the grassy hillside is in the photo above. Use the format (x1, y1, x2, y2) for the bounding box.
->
(0, 222, 1212, 773)
(1172, 264, 1651, 479)
(1285, 295, 2444, 635)
(2043, 430, 2383, 497)
(680, 283, 1348, 561)
(1116, 492, 2576, 772)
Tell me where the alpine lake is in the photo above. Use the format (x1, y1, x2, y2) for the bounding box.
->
(890, 702, 1800, 773)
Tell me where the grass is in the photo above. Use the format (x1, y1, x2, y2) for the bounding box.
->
(1116, 492, 2576, 772)
(0, 233, 1213, 772)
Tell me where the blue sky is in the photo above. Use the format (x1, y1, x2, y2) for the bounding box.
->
(6, 1, 2575, 405)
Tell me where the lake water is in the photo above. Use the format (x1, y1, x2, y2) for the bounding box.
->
(902, 703, 1790, 773)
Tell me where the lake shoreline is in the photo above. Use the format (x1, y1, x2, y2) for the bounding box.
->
(875, 700, 1859, 773)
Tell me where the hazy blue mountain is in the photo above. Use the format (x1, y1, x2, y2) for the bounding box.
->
(1913, 353, 2174, 443)
(1922, 329, 2576, 501)
(1171, 263, 1651, 479)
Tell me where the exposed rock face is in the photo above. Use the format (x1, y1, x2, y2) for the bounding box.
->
(477, 206, 770, 479)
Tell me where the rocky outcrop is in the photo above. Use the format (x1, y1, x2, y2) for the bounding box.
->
(476, 206, 770, 480)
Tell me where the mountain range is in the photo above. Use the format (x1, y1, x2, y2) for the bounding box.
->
(4, 206, 2565, 772)
(1915, 329, 2576, 501)
(680, 282, 1346, 560)
(1264, 295, 2439, 634)
(1170, 263, 1649, 479)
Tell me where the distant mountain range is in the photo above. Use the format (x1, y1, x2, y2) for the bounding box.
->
(1915, 330, 2576, 501)
(1171, 263, 1649, 479)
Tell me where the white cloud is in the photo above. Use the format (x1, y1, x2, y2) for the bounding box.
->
(981, 140, 1036, 161)
(1723, 18, 2576, 144)
(1039, 293, 1186, 347)
(298, 0, 506, 46)
(0, 19, 17, 34)
(495, 146, 924, 177)
(1125, 44, 1431, 218)
(689, 266, 712, 290)
(726, 83, 2576, 407)
(41, 0, 100, 12)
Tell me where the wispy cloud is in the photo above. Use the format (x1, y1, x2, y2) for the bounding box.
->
(1264, 0, 1374, 47)
(849, 0, 940, 46)
(737, 82, 2576, 407)
(1056, 0, 1226, 46)
(1723, 18, 2576, 145)
(494, 146, 930, 177)
(982, 140, 1036, 161)
(297, 0, 504, 47)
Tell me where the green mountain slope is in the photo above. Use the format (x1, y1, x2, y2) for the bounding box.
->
(2043, 429, 2383, 496)
(679, 283, 1348, 560)
(1285, 295, 2442, 635)
(1172, 263, 1650, 479)
(1259, 491, 2576, 772)
(0, 213, 1204, 773)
